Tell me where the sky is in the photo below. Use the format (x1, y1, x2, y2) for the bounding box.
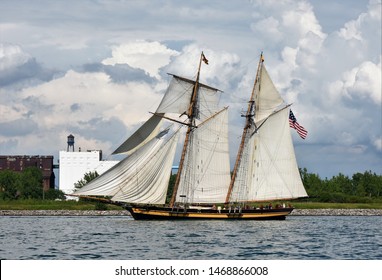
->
(0, 0, 381, 180)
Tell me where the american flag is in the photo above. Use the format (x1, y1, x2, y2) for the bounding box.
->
(289, 110, 308, 139)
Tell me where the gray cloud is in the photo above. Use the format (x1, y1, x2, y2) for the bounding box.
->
(0, 44, 58, 89)
(0, 118, 38, 137)
(80, 63, 155, 84)
(21, 96, 55, 115)
(0, 57, 56, 87)
(70, 103, 81, 113)
(73, 116, 127, 146)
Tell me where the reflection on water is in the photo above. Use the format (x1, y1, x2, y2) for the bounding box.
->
(0, 216, 381, 259)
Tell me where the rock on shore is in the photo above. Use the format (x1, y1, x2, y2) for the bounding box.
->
(0, 210, 128, 216)
(291, 209, 382, 216)
(0, 209, 381, 216)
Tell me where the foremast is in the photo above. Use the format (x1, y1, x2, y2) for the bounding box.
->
(169, 52, 206, 207)
(225, 53, 264, 203)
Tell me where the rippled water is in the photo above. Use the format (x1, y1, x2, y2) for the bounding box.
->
(1, 216, 381, 259)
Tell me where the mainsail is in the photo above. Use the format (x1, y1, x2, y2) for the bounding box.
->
(227, 55, 308, 203)
(74, 128, 179, 204)
(176, 107, 231, 204)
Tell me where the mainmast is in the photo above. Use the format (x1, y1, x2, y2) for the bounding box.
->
(169, 52, 206, 207)
(225, 53, 264, 203)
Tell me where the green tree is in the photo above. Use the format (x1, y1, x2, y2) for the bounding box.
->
(166, 173, 177, 203)
(19, 167, 44, 199)
(74, 171, 99, 190)
(299, 168, 323, 198)
(44, 189, 67, 200)
(327, 173, 352, 194)
(0, 170, 21, 200)
(364, 171, 381, 197)
(352, 172, 366, 197)
(73, 171, 108, 209)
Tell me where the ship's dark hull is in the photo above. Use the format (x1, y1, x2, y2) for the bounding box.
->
(124, 205, 293, 220)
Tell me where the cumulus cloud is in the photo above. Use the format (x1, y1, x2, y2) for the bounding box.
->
(249, 0, 328, 112)
(1, 64, 165, 156)
(320, 0, 381, 144)
(374, 137, 382, 151)
(166, 44, 242, 89)
(246, 0, 381, 177)
(102, 41, 179, 79)
(330, 58, 382, 104)
(81, 63, 155, 84)
(0, 43, 55, 87)
(0, 43, 31, 71)
(24, 70, 162, 128)
(251, 0, 326, 47)
(339, 0, 381, 41)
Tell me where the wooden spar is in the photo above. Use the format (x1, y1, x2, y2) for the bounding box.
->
(225, 53, 264, 204)
(149, 112, 197, 128)
(250, 104, 292, 136)
(169, 52, 205, 207)
(67, 194, 123, 206)
(168, 73, 222, 92)
(197, 106, 228, 128)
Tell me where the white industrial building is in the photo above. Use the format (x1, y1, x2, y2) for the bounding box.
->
(58, 135, 119, 198)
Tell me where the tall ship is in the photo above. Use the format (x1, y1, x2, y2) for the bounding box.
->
(73, 52, 308, 219)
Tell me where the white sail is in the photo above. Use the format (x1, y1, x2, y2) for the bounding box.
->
(112, 114, 163, 155)
(175, 108, 231, 204)
(231, 108, 307, 201)
(113, 74, 221, 155)
(156, 74, 222, 121)
(230, 59, 307, 202)
(255, 65, 284, 122)
(74, 128, 179, 204)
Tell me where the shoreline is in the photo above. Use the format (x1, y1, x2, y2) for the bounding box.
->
(1, 209, 382, 216)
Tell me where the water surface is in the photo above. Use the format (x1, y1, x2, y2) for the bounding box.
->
(1, 216, 381, 259)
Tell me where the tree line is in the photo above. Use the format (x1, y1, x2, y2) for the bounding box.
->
(300, 168, 382, 203)
(0, 167, 65, 200)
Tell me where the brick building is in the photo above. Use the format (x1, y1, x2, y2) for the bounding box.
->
(0, 155, 55, 191)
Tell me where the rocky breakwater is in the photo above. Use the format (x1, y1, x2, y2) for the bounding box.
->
(291, 209, 382, 216)
(0, 210, 128, 216)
